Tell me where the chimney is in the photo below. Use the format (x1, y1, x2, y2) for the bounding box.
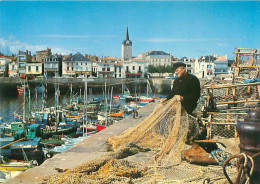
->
(29, 51, 31, 56)
(26, 50, 28, 56)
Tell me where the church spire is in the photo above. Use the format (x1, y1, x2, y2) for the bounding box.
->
(122, 26, 132, 60)
(125, 26, 129, 40)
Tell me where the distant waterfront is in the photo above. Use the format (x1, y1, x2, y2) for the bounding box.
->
(0, 77, 172, 123)
(0, 77, 173, 95)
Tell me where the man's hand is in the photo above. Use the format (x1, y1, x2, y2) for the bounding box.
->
(175, 95, 184, 102)
(160, 98, 167, 103)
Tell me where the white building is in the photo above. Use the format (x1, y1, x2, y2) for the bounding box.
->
(0, 57, 11, 77)
(214, 55, 229, 76)
(62, 53, 92, 77)
(74, 53, 92, 77)
(44, 55, 61, 77)
(138, 50, 171, 66)
(62, 59, 75, 77)
(8, 61, 18, 77)
(196, 55, 215, 79)
(17, 50, 27, 75)
(176, 57, 196, 75)
(123, 58, 149, 78)
(26, 63, 42, 76)
(96, 61, 115, 78)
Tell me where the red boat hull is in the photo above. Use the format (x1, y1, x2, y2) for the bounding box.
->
(96, 124, 106, 131)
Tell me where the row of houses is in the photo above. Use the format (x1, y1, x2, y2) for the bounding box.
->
(179, 55, 232, 79)
(0, 50, 232, 79)
(0, 50, 150, 79)
(0, 27, 232, 79)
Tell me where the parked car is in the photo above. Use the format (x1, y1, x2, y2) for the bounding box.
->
(165, 76, 176, 79)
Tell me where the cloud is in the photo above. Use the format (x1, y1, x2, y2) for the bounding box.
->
(40, 34, 116, 38)
(0, 37, 71, 55)
(141, 38, 222, 43)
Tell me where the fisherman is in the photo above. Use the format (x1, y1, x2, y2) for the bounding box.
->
(161, 62, 200, 115)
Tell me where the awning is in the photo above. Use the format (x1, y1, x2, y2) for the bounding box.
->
(125, 73, 142, 76)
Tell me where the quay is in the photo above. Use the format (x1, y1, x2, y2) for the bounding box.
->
(6, 101, 159, 184)
(0, 77, 172, 95)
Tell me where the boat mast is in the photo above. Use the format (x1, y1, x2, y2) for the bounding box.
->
(42, 73, 47, 111)
(105, 82, 108, 126)
(83, 74, 88, 135)
(23, 82, 26, 122)
(70, 83, 73, 106)
(122, 78, 124, 96)
(109, 87, 113, 125)
(55, 80, 60, 126)
(28, 87, 31, 116)
(147, 79, 149, 98)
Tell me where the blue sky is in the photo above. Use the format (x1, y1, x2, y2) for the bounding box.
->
(0, 1, 259, 59)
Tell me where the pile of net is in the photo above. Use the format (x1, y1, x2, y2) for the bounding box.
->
(45, 97, 202, 184)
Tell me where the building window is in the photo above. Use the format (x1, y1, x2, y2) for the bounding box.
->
(36, 66, 39, 72)
(67, 66, 69, 71)
(132, 66, 135, 70)
(139, 66, 141, 72)
(107, 68, 110, 71)
(102, 68, 105, 71)
(28, 66, 31, 71)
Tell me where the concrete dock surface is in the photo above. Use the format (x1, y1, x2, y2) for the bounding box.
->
(6, 101, 159, 184)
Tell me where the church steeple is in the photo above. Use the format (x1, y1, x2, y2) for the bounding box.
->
(122, 26, 132, 61)
(125, 26, 129, 40)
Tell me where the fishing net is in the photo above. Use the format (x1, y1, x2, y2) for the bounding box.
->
(107, 96, 190, 166)
(45, 97, 206, 184)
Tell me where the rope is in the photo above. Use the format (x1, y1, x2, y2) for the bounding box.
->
(222, 152, 257, 184)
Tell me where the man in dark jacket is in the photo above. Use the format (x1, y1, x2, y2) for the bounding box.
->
(161, 62, 200, 115)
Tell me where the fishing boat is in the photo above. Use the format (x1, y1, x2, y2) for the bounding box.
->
(119, 84, 133, 102)
(0, 123, 46, 164)
(109, 111, 124, 118)
(41, 123, 78, 139)
(17, 86, 27, 95)
(0, 126, 15, 156)
(96, 124, 106, 131)
(41, 135, 64, 147)
(139, 96, 154, 103)
(139, 79, 154, 103)
(0, 163, 28, 172)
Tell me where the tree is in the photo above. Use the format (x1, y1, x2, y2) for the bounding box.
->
(4, 64, 9, 77)
(157, 65, 165, 77)
(148, 65, 156, 73)
(165, 65, 173, 73)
